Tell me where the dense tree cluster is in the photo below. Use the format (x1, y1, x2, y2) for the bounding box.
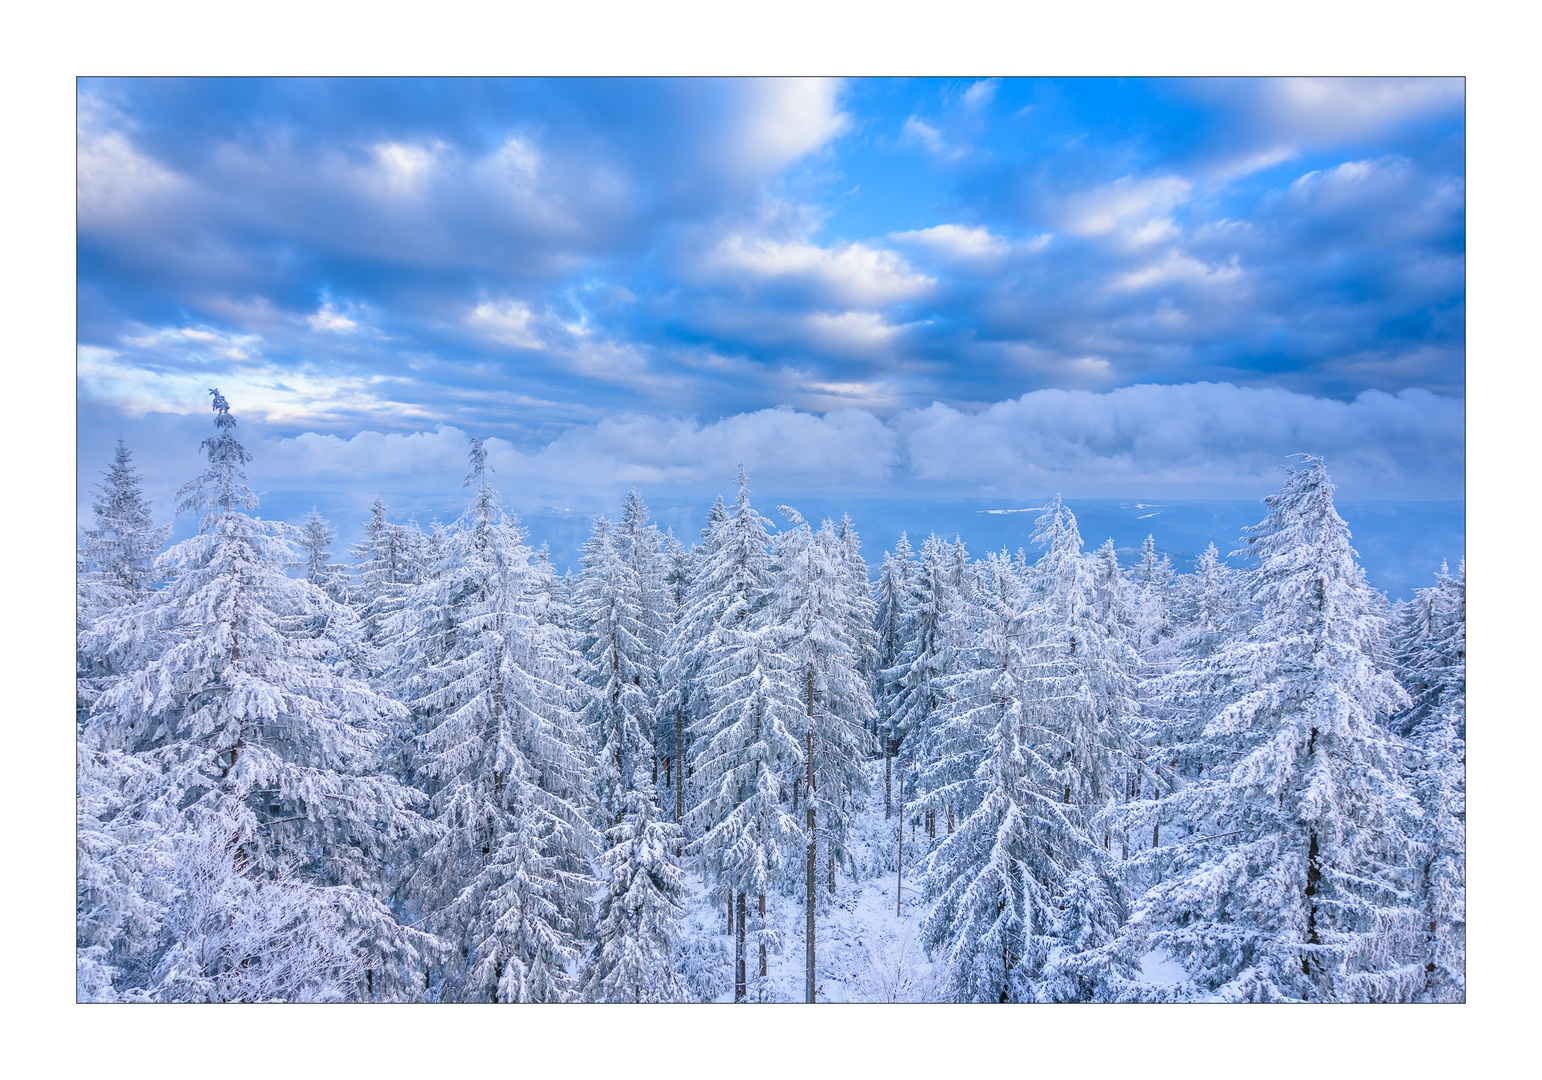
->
(77, 393, 1464, 1002)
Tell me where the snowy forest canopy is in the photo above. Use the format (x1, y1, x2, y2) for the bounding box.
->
(77, 390, 1465, 1003)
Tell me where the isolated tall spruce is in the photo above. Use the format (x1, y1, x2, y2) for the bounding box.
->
(80, 390, 436, 1001)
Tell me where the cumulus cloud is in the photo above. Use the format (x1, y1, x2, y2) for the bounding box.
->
(466, 299, 544, 349)
(730, 78, 851, 174)
(308, 303, 359, 334)
(1255, 77, 1464, 144)
(1061, 175, 1194, 239)
(888, 224, 1045, 262)
(708, 233, 934, 308)
(1114, 252, 1242, 292)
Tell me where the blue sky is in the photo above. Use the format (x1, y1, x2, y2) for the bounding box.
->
(78, 77, 1464, 577)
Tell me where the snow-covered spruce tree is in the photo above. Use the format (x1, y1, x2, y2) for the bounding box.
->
(1170, 542, 1247, 665)
(656, 529, 692, 815)
(657, 493, 732, 830)
(678, 468, 793, 999)
(78, 440, 172, 718)
(80, 390, 437, 1002)
(886, 535, 962, 829)
(349, 498, 421, 648)
(769, 510, 878, 1003)
(580, 791, 690, 1002)
(571, 501, 693, 999)
(1123, 457, 1421, 1002)
(1391, 561, 1466, 1001)
(873, 532, 917, 816)
(917, 594, 1061, 1003)
(1026, 500, 1144, 807)
(398, 438, 599, 1002)
(921, 497, 1141, 1002)
(1129, 534, 1176, 667)
(836, 513, 880, 726)
(1088, 538, 1136, 650)
(76, 740, 175, 999)
(576, 515, 659, 825)
(80, 438, 171, 606)
(916, 551, 1022, 846)
(611, 490, 670, 782)
(1132, 543, 1251, 830)
(686, 587, 804, 1001)
(298, 508, 348, 603)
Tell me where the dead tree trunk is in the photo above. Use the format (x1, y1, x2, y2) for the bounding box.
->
(759, 894, 768, 978)
(735, 891, 747, 1002)
(895, 768, 904, 917)
(675, 706, 685, 856)
(805, 669, 817, 1004)
(884, 740, 893, 819)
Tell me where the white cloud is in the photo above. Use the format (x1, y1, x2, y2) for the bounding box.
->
(1114, 252, 1242, 291)
(78, 346, 437, 428)
(889, 223, 1025, 261)
(902, 116, 968, 161)
(308, 303, 358, 334)
(895, 383, 1463, 499)
(370, 141, 443, 196)
(731, 78, 851, 174)
(1063, 175, 1194, 238)
(466, 299, 544, 349)
(265, 406, 900, 497)
(77, 96, 190, 229)
(800, 310, 908, 355)
(1287, 156, 1412, 208)
(962, 79, 999, 110)
(1266, 77, 1464, 141)
(710, 234, 933, 307)
(120, 324, 266, 363)
(1213, 144, 1298, 181)
(238, 383, 1460, 507)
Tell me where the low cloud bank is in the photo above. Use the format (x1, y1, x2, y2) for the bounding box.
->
(250, 382, 1462, 504)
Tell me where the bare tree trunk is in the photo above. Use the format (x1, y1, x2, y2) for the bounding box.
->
(727, 895, 733, 936)
(675, 706, 685, 857)
(895, 769, 904, 917)
(805, 669, 816, 1004)
(1302, 829, 1322, 995)
(759, 894, 768, 979)
(884, 740, 892, 819)
(735, 891, 747, 1002)
(828, 853, 836, 895)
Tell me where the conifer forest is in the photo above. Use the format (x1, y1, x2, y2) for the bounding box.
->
(77, 391, 1465, 1003)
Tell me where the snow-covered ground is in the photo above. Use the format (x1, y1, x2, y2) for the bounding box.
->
(678, 758, 938, 1003)
(672, 758, 1193, 1003)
